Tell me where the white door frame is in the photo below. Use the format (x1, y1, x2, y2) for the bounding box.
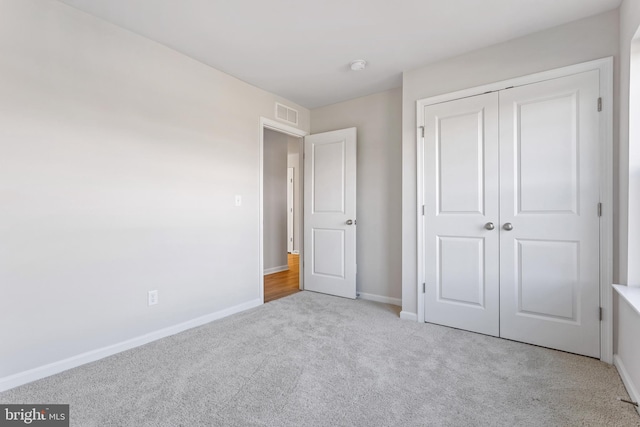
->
(416, 57, 614, 363)
(259, 117, 307, 304)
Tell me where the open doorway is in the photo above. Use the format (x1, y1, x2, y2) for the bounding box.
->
(260, 119, 306, 303)
(260, 118, 357, 303)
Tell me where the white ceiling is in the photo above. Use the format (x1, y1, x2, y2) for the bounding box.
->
(57, 0, 621, 109)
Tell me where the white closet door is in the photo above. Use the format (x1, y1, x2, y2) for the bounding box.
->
(423, 92, 500, 336)
(499, 70, 601, 358)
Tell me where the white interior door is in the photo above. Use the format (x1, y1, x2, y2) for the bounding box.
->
(499, 70, 601, 358)
(423, 92, 500, 336)
(304, 128, 357, 299)
(287, 167, 294, 253)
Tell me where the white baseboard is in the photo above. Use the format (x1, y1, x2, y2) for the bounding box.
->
(264, 265, 288, 275)
(291, 250, 300, 255)
(400, 311, 418, 321)
(357, 292, 401, 307)
(614, 354, 640, 415)
(0, 298, 262, 393)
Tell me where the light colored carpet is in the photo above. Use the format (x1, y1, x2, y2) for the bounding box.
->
(1, 291, 639, 426)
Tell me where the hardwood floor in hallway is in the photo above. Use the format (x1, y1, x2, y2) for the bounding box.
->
(264, 253, 300, 303)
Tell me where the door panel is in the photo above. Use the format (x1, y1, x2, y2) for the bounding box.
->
(304, 128, 356, 299)
(424, 92, 500, 336)
(517, 239, 578, 320)
(438, 112, 486, 214)
(312, 228, 345, 278)
(499, 70, 600, 358)
(517, 94, 579, 214)
(312, 141, 345, 213)
(438, 237, 485, 307)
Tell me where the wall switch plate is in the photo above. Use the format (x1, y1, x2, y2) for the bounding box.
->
(235, 195, 242, 206)
(148, 290, 158, 306)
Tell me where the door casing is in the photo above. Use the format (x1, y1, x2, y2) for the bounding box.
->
(416, 57, 614, 363)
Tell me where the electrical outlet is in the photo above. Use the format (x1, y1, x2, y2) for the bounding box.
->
(235, 195, 242, 206)
(148, 290, 158, 306)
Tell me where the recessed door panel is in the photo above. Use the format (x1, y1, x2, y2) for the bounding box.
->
(517, 239, 578, 321)
(438, 236, 484, 307)
(312, 141, 345, 214)
(437, 112, 484, 214)
(517, 94, 578, 214)
(312, 228, 344, 279)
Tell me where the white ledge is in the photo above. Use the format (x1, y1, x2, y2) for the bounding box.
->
(613, 284, 640, 316)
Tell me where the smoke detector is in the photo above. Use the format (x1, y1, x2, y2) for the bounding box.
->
(350, 60, 367, 71)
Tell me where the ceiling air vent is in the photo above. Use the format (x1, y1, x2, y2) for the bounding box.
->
(275, 102, 298, 125)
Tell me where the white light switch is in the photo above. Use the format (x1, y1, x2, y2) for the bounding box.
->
(235, 195, 242, 206)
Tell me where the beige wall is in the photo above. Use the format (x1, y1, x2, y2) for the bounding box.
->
(0, 0, 309, 381)
(401, 10, 620, 316)
(311, 88, 402, 303)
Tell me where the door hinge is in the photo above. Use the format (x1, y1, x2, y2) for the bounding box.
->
(599, 307, 603, 321)
(597, 97, 602, 112)
(598, 202, 603, 217)
(422, 205, 425, 216)
(422, 283, 426, 293)
(419, 126, 425, 138)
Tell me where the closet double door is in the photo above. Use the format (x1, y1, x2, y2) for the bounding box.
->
(422, 70, 601, 358)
